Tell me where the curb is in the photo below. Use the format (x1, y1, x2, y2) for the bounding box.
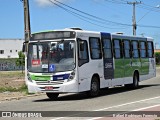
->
(1, 93, 45, 101)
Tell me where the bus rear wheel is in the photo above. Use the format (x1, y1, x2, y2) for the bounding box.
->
(46, 93, 59, 100)
(125, 73, 139, 89)
(132, 73, 139, 88)
(87, 77, 100, 97)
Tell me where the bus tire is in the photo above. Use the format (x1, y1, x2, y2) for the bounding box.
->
(132, 73, 139, 88)
(87, 76, 100, 97)
(46, 93, 59, 100)
(125, 73, 139, 89)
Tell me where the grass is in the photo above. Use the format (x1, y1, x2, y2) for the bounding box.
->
(156, 64, 160, 68)
(0, 71, 30, 94)
(0, 71, 24, 78)
(0, 84, 35, 95)
(0, 84, 27, 93)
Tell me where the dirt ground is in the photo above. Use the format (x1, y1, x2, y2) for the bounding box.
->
(0, 71, 26, 101)
(0, 77, 25, 88)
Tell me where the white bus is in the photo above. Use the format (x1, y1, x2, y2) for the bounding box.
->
(25, 28, 156, 100)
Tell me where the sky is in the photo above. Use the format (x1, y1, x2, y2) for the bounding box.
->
(0, 0, 160, 48)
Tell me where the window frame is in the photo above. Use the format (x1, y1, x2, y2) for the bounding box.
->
(0, 50, 4, 54)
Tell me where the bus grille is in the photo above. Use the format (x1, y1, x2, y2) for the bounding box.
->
(35, 80, 64, 85)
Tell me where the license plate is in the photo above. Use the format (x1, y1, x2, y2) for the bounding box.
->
(45, 86, 53, 90)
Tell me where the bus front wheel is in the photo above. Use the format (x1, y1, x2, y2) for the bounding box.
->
(87, 76, 100, 97)
(46, 93, 59, 100)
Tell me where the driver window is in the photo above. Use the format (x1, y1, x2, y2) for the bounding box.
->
(78, 39, 89, 67)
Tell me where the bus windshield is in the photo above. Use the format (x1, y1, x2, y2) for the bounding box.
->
(27, 40, 75, 73)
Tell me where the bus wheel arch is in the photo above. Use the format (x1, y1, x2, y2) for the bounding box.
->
(87, 74, 100, 97)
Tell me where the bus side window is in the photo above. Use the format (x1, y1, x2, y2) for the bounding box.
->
(78, 39, 89, 67)
(89, 37, 102, 59)
(113, 39, 123, 59)
(123, 40, 131, 58)
(140, 41, 147, 58)
(147, 41, 154, 58)
(132, 41, 139, 58)
(102, 38, 112, 58)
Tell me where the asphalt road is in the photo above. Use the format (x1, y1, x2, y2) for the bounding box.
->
(0, 68, 160, 120)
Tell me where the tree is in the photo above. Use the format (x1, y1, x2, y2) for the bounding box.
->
(155, 52, 160, 65)
(16, 51, 25, 73)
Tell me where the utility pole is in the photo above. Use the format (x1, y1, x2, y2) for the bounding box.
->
(21, 0, 31, 85)
(127, 1, 141, 36)
(22, 0, 31, 52)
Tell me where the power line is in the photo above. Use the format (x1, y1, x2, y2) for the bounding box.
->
(48, 0, 160, 30)
(51, 0, 132, 27)
(104, 0, 126, 4)
(48, 0, 127, 29)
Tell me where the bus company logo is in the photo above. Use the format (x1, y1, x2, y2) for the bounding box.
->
(105, 63, 113, 69)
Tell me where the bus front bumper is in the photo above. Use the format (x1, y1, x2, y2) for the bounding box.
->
(27, 80, 78, 93)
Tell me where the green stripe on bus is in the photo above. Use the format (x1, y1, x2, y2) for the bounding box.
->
(30, 75, 51, 81)
(140, 58, 149, 75)
(114, 58, 149, 78)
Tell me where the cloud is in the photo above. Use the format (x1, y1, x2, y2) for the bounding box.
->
(35, 0, 68, 7)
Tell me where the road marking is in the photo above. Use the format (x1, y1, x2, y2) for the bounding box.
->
(87, 117, 103, 120)
(132, 104, 160, 111)
(94, 96, 160, 111)
(50, 96, 160, 120)
(51, 117, 64, 120)
(86, 104, 160, 120)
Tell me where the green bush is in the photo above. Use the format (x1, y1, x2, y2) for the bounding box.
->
(155, 52, 160, 64)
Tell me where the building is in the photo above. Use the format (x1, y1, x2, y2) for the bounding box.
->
(155, 49, 160, 53)
(0, 39, 24, 58)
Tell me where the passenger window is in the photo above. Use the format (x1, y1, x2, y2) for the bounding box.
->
(102, 39, 112, 58)
(132, 41, 139, 58)
(89, 37, 102, 59)
(123, 40, 131, 58)
(113, 39, 122, 59)
(147, 41, 154, 58)
(140, 41, 147, 58)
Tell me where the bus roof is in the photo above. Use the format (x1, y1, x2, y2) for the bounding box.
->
(31, 28, 153, 41)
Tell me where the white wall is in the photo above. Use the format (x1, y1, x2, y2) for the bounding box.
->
(0, 39, 24, 58)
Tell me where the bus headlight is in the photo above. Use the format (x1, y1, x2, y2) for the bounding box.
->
(68, 71, 75, 82)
